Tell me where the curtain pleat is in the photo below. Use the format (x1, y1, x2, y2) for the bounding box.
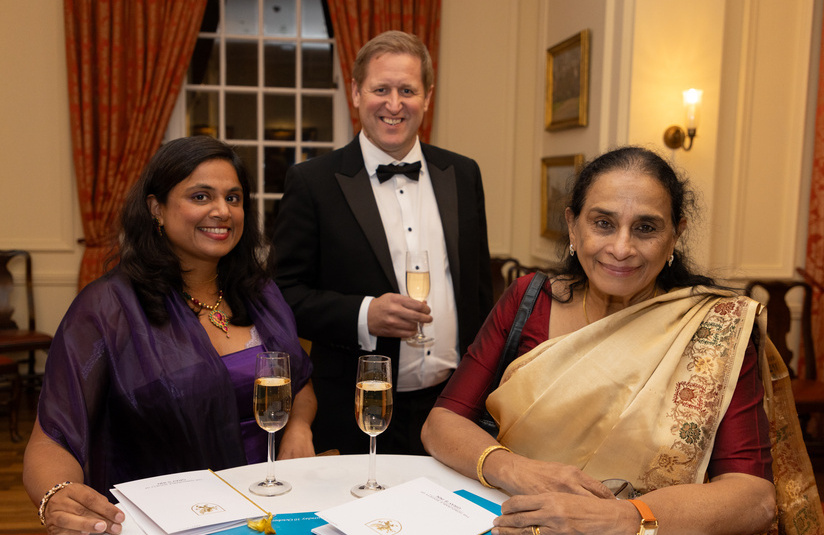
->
(64, 0, 207, 290)
(326, 0, 441, 143)
(807, 26, 824, 378)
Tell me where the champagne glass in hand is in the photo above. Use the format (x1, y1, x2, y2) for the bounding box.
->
(351, 355, 393, 498)
(405, 250, 434, 344)
(249, 351, 292, 496)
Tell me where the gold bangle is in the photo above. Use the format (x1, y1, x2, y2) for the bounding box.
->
(38, 481, 72, 525)
(476, 445, 511, 488)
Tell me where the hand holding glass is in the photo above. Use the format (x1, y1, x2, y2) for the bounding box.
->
(351, 355, 393, 498)
(405, 251, 433, 344)
(249, 351, 292, 496)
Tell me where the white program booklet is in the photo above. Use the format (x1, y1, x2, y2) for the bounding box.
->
(112, 470, 265, 535)
(314, 477, 496, 535)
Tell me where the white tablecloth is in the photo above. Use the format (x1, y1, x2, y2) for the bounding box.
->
(119, 454, 507, 534)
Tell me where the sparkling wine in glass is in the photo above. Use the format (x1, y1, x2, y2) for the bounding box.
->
(406, 250, 434, 344)
(249, 351, 292, 496)
(351, 355, 393, 498)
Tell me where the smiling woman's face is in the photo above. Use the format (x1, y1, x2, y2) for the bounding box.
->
(148, 159, 244, 270)
(566, 169, 683, 301)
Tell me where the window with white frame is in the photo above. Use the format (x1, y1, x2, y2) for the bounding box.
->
(168, 0, 350, 236)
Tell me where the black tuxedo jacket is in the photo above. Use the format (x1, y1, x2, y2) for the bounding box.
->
(273, 136, 492, 452)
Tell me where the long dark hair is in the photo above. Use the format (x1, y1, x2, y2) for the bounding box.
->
(550, 146, 717, 300)
(115, 136, 273, 325)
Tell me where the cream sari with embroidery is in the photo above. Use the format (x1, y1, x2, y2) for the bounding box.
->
(487, 286, 824, 534)
(487, 287, 766, 488)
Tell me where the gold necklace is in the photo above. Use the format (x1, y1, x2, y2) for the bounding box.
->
(582, 284, 659, 325)
(182, 290, 230, 338)
(182, 273, 218, 285)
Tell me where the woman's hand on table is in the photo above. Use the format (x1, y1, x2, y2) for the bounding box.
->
(277, 421, 315, 459)
(488, 452, 614, 499)
(43, 483, 125, 535)
(278, 381, 317, 459)
(491, 492, 635, 535)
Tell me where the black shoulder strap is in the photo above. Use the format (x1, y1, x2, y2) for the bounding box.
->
(490, 271, 548, 388)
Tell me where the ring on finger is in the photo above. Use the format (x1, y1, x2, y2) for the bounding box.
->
(531, 526, 541, 535)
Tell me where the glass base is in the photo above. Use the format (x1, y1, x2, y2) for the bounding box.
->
(249, 479, 292, 496)
(351, 482, 387, 498)
(406, 335, 434, 345)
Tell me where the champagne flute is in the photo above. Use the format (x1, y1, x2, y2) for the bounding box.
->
(249, 351, 292, 496)
(351, 355, 393, 498)
(405, 250, 434, 344)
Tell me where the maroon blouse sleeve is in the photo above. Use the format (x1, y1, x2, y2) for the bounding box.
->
(435, 273, 551, 421)
(708, 339, 773, 481)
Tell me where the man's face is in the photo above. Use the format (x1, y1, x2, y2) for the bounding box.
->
(352, 53, 432, 160)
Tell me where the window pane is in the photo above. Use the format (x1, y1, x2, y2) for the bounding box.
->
(226, 93, 258, 139)
(187, 90, 219, 137)
(226, 40, 258, 86)
(302, 95, 333, 141)
(301, 0, 329, 37)
(302, 43, 334, 89)
(264, 42, 296, 87)
(264, 95, 296, 139)
(264, 147, 295, 194)
(188, 38, 219, 85)
(225, 0, 259, 35)
(263, 0, 297, 37)
(233, 145, 258, 192)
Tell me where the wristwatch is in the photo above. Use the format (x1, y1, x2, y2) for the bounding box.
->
(627, 499, 658, 535)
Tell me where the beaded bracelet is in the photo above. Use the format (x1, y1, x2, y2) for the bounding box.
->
(476, 445, 512, 488)
(38, 481, 72, 525)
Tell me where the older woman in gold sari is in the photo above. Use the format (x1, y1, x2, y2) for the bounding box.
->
(422, 147, 788, 535)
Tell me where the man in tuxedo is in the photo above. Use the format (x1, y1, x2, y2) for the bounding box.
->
(273, 31, 492, 455)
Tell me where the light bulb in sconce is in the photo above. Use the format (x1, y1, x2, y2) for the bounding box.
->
(664, 88, 703, 151)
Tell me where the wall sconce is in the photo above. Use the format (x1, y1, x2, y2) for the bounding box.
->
(663, 88, 703, 151)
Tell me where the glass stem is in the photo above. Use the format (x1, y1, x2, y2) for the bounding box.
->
(417, 321, 425, 338)
(366, 435, 378, 488)
(266, 431, 277, 484)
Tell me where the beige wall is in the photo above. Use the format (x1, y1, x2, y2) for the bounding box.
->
(2, 0, 820, 368)
(1, 0, 80, 371)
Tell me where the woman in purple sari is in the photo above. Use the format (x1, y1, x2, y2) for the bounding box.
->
(23, 136, 316, 535)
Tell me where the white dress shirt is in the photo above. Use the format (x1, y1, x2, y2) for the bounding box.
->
(356, 132, 459, 391)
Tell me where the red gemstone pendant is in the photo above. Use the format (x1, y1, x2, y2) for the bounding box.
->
(209, 309, 230, 337)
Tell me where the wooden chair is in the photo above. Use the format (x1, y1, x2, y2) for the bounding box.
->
(0, 250, 52, 385)
(745, 280, 823, 446)
(490, 257, 518, 303)
(505, 260, 543, 286)
(0, 354, 22, 442)
(490, 257, 545, 303)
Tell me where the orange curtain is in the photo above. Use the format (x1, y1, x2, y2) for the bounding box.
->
(326, 0, 441, 143)
(808, 27, 824, 377)
(64, 0, 207, 290)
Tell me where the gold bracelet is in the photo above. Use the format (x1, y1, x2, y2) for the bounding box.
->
(38, 481, 72, 525)
(476, 445, 511, 488)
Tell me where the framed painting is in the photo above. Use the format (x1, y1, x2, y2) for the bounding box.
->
(541, 154, 584, 239)
(545, 30, 590, 131)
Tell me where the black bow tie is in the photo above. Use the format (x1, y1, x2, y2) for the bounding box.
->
(375, 161, 422, 183)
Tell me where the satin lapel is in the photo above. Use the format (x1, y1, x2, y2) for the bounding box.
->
(428, 161, 460, 299)
(335, 168, 399, 292)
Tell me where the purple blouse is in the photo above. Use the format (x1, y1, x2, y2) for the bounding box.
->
(37, 269, 311, 496)
(221, 343, 267, 464)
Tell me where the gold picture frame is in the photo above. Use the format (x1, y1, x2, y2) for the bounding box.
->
(541, 154, 584, 239)
(545, 30, 590, 131)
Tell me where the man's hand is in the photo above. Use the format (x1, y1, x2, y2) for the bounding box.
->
(367, 293, 432, 338)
